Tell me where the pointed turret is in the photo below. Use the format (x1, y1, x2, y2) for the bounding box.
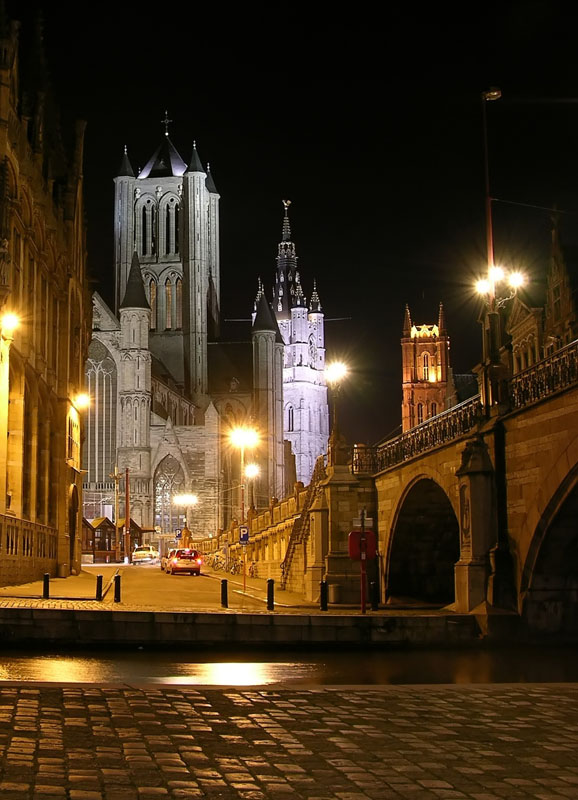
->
(117, 145, 135, 178)
(120, 252, 150, 309)
(253, 291, 277, 333)
(186, 140, 205, 174)
(205, 162, 218, 193)
(309, 280, 322, 313)
(403, 304, 412, 336)
(139, 135, 187, 179)
(273, 199, 298, 320)
(438, 301, 446, 335)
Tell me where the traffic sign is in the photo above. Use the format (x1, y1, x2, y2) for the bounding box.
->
(175, 528, 182, 540)
(239, 525, 249, 544)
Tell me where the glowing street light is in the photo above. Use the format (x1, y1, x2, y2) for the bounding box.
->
(244, 462, 260, 510)
(73, 392, 91, 410)
(325, 361, 348, 433)
(229, 426, 259, 524)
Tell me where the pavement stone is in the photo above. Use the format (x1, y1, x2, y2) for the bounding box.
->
(0, 685, 578, 799)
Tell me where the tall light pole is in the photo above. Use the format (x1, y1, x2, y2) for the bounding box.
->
(325, 361, 349, 467)
(173, 492, 199, 546)
(229, 427, 259, 524)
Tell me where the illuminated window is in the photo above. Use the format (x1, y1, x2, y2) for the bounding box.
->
(165, 278, 172, 329)
(422, 352, 429, 380)
(67, 409, 81, 470)
(149, 280, 157, 330)
(175, 278, 182, 329)
(417, 403, 424, 424)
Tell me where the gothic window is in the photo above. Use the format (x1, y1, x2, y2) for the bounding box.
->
(422, 352, 429, 380)
(154, 455, 185, 534)
(431, 402, 437, 418)
(417, 403, 424, 425)
(175, 204, 180, 253)
(176, 278, 182, 329)
(149, 279, 157, 330)
(151, 204, 156, 254)
(165, 278, 172, 329)
(287, 405, 294, 432)
(84, 341, 117, 484)
(165, 204, 171, 254)
(142, 206, 147, 255)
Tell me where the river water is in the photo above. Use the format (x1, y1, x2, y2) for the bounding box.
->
(1, 645, 577, 685)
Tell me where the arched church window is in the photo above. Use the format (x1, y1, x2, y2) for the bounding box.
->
(154, 455, 185, 534)
(417, 403, 424, 424)
(142, 206, 147, 255)
(149, 280, 157, 330)
(175, 278, 182, 329)
(175, 205, 180, 253)
(287, 406, 294, 432)
(422, 353, 429, 380)
(165, 205, 171, 254)
(165, 278, 172, 329)
(151, 204, 156, 254)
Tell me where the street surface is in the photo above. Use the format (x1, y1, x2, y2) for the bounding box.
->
(0, 684, 577, 799)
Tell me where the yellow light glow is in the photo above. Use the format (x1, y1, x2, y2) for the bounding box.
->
(74, 393, 90, 409)
(244, 463, 260, 479)
(476, 278, 491, 295)
(489, 265, 504, 282)
(325, 361, 348, 385)
(508, 271, 525, 289)
(173, 493, 199, 506)
(229, 427, 259, 450)
(1, 313, 19, 333)
(429, 373, 437, 383)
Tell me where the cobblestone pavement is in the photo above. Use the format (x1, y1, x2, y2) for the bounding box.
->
(1, 683, 578, 799)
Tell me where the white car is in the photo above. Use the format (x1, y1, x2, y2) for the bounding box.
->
(132, 545, 159, 564)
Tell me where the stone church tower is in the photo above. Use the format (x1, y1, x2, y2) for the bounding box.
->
(270, 201, 329, 486)
(401, 303, 451, 431)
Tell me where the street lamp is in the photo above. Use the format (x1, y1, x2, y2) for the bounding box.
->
(173, 492, 199, 546)
(325, 361, 348, 433)
(477, 88, 525, 408)
(229, 426, 259, 524)
(244, 462, 260, 511)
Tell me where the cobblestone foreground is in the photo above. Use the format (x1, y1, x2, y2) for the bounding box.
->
(1, 684, 578, 799)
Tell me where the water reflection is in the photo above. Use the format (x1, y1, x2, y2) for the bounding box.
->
(0, 647, 577, 685)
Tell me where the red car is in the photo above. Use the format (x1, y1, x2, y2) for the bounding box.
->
(165, 548, 203, 576)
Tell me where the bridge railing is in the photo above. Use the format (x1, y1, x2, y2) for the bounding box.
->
(510, 338, 578, 409)
(352, 394, 482, 474)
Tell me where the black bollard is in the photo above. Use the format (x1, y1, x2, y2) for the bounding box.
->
(221, 579, 228, 608)
(96, 574, 103, 601)
(370, 581, 379, 610)
(43, 573, 50, 599)
(319, 580, 328, 611)
(267, 579, 275, 611)
(114, 573, 121, 603)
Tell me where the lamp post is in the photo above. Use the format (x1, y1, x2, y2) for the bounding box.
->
(173, 492, 199, 546)
(477, 88, 525, 408)
(229, 426, 259, 524)
(244, 462, 260, 513)
(325, 361, 348, 466)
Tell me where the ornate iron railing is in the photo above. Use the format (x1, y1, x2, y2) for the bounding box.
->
(510, 339, 578, 409)
(352, 394, 482, 474)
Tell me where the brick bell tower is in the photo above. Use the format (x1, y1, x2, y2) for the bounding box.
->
(401, 302, 451, 431)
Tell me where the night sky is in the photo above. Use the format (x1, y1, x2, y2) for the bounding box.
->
(19, 2, 578, 445)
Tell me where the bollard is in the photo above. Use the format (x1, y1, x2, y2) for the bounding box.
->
(114, 573, 121, 603)
(96, 574, 103, 601)
(267, 578, 275, 611)
(319, 580, 328, 611)
(221, 578, 228, 608)
(43, 573, 50, 599)
(370, 580, 379, 610)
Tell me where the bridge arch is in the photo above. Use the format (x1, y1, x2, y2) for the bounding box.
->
(521, 461, 578, 634)
(386, 475, 460, 605)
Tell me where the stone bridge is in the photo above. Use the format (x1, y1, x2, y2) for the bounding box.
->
(207, 340, 578, 636)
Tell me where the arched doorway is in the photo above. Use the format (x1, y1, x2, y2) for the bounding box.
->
(387, 478, 460, 604)
(523, 482, 578, 635)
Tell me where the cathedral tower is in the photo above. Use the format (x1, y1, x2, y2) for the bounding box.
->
(271, 201, 328, 485)
(401, 303, 450, 431)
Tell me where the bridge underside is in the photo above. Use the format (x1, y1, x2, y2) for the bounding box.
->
(387, 478, 460, 606)
(523, 482, 578, 635)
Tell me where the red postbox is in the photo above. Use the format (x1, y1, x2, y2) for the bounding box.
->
(348, 529, 377, 560)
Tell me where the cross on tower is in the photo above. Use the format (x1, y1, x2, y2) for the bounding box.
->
(161, 110, 172, 136)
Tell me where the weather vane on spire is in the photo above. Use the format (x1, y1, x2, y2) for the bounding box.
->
(282, 199, 291, 210)
(161, 110, 172, 136)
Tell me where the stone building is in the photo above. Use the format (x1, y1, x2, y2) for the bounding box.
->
(83, 126, 329, 542)
(0, 11, 92, 584)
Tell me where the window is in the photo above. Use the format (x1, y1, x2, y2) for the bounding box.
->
(175, 278, 182, 329)
(431, 402, 437, 418)
(417, 403, 424, 424)
(165, 278, 172, 329)
(422, 352, 429, 380)
(149, 280, 157, 330)
(287, 406, 294, 432)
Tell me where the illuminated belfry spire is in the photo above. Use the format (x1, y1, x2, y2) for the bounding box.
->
(273, 199, 298, 320)
(309, 279, 322, 312)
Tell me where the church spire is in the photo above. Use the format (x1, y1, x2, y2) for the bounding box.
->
(187, 140, 205, 173)
(120, 251, 150, 309)
(117, 145, 135, 178)
(309, 279, 322, 312)
(273, 199, 298, 320)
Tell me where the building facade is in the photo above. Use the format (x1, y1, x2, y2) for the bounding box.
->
(0, 12, 92, 584)
(83, 129, 329, 543)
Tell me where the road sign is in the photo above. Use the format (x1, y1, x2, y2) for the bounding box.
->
(175, 529, 182, 540)
(239, 525, 249, 544)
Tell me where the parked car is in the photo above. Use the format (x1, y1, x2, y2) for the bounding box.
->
(132, 545, 160, 564)
(165, 548, 203, 576)
(160, 548, 177, 571)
